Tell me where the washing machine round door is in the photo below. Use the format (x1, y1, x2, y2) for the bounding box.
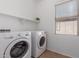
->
(38, 36, 46, 48)
(4, 38, 30, 58)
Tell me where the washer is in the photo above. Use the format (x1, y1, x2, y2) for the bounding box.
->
(0, 32, 31, 58)
(31, 31, 47, 58)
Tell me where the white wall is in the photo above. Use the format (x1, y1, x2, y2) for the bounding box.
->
(0, 14, 37, 32)
(0, 0, 36, 20)
(37, 0, 79, 57)
(0, 0, 38, 31)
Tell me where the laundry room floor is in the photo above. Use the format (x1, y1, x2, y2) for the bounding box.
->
(39, 50, 70, 58)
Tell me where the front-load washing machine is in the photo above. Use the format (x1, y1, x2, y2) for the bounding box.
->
(0, 32, 31, 58)
(31, 31, 47, 58)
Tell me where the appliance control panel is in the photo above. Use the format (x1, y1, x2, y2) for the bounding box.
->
(18, 33, 29, 37)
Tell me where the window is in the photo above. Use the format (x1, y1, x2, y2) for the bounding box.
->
(55, 0, 78, 35)
(56, 20, 77, 35)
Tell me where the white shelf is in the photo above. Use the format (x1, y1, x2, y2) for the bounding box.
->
(0, 13, 40, 23)
(19, 17, 40, 23)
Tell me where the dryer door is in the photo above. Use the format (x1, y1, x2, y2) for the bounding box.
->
(38, 36, 46, 48)
(4, 38, 30, 58)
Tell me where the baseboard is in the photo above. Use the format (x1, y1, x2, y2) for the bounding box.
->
(47, 49, 72, 58)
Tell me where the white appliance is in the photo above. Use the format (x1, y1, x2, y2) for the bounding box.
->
(0, 32, 31, 58)
(31, 31, 47, 58)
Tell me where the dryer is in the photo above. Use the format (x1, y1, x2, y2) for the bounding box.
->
(0, 32, 31, 58)
(31, 31, 47, 58)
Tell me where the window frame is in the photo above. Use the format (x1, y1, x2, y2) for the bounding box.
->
(55, 0, 78, 36)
